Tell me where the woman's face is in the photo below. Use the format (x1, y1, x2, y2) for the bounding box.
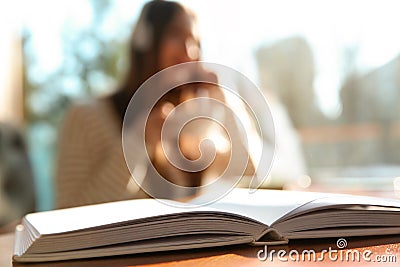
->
(158, 10, 200, 70)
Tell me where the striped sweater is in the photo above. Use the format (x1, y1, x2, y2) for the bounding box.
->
(55, 97, 255, 208)
(55, 98, 145, 208)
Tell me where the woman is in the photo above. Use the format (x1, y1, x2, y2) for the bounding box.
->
(56, 0, 253, 208)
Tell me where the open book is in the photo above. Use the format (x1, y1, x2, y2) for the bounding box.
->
(13, 189, 400, 262)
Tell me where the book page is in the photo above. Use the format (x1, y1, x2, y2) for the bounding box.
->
(27, 188, 315, 236)
(25, 199, 215, 235)
(273, 193, 400, 225)
(192, 188, 329, 226)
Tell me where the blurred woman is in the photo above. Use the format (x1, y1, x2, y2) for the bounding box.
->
(56, 0, 253, 208)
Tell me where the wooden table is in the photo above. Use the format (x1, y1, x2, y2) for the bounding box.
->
(2, 232, 400, 267)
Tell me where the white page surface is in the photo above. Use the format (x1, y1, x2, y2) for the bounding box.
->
(26, 199, 213, 235)
(199, 189, 329, 225)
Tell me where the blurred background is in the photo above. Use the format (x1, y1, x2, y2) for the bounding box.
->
(1, 0, 400, 226)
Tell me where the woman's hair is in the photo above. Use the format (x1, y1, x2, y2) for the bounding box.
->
(109, 0, 188, 123)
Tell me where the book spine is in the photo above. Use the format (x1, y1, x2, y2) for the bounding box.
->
(252, 228, 288, 246)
